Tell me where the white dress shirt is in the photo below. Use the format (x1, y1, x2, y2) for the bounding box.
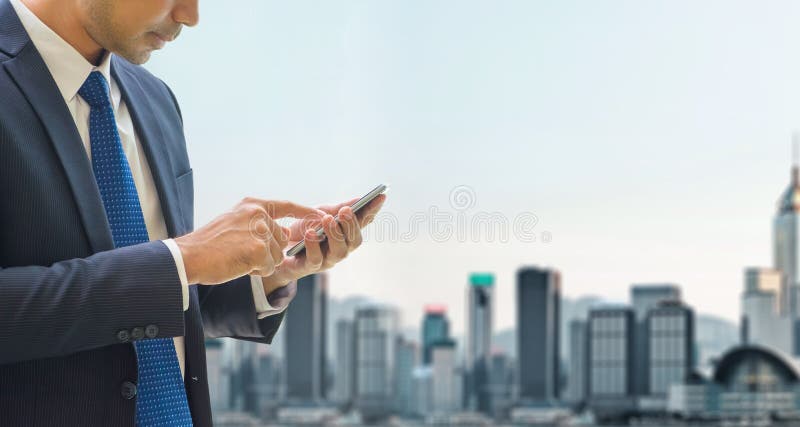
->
(10, 0, 288, 379)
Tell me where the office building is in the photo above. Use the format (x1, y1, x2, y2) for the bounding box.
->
(488, 351, 513, 419)
(466, 273, 494, 413)
(354, 306, 399, 421)
(431, 339, 460, 414)
(588, 307, 636, 419)
(205, 338, 230, 412)
(566, 320, 588, 405)
(631, 285, 681, 320)
(333, 319, 355, 406)
(284, 273, 328, 402)
(225, 340, 258, 412)
(395, 336, 418, 415)
(422, 304, 450, 365)
(775, 158, 800, 321)
(647, 301, 694, 396)
(412, 366, 434, 417)
(745, 267, 783, 305)
(252, 347, 281, 418)
(630, 284, 681, 396)
(741, 267, 792, 353)
(517, 267, 561, 403)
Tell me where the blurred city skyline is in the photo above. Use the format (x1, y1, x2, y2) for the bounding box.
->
(209, 269, 744, 424)
(146, 0, 800, 334)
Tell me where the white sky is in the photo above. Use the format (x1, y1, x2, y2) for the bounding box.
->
(147, 0, 800, 335)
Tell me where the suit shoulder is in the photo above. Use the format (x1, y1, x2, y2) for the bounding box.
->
(112, 55, 168, 92)
(112, 55, 183, 122)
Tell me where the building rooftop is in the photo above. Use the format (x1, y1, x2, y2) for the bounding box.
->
(469, 273, 494, 287)
(713, 344, 800, 386)
(778, 165, 800, 214)
(424, 304, 447, 314)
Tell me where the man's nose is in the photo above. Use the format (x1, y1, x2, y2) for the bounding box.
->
(173, 0, 199, 27)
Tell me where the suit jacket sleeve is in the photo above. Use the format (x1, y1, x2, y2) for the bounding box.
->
(161, 80, 287, 345)
(162, 82, 286, 344)
(0, 240, 185, 365)
(197, 276, 286, 344)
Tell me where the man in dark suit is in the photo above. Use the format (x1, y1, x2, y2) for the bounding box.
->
(0, 0, 385, 425)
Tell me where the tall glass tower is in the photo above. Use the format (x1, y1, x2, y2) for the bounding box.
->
(774, 153, 800, 354)
(354, 306, 399, 421)
(466, 273, 494, 414)
(284, 273, 328, 402)
(517, 267, 561, 403)
(775, 160, 800, 316)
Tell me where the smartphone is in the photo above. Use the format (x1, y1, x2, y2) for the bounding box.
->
(285, 184, 388, 257)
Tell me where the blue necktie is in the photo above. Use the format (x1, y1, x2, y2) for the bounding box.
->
(79, 71, 194, 427)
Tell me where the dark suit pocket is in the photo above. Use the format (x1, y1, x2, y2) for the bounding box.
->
(176, 169, 194, 232)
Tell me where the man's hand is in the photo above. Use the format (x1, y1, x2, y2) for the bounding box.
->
(261, 194, 386, 292)
(175, 198, 325, 285)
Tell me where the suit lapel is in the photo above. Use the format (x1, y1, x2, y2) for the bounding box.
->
(112, 57, 186, 237)
(1, 0, 185, 248)
(2, 37, 115, 253)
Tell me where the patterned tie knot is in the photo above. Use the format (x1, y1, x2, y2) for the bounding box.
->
(78, 71, 112, 110)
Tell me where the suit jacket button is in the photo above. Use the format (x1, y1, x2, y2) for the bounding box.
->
(131, 327, 144, 340)
(121, 381, 137, 399)
(116, 330, 130, 343)
(145, 325, 159, 338)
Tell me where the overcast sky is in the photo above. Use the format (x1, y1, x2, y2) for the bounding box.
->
(146, 0, 800, 335)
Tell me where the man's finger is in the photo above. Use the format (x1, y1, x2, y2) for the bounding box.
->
(317, 197, 359, 215)
(267, 237, 283, 267)
(302, 228, 324, 270)
(322, 215, 348, 262)
(338, 206, 361, 249)
(261, 199, 326, 220)
(288, 216, 324, 241)
(268, 220, 288, 248)
(355, 194, 386, 227)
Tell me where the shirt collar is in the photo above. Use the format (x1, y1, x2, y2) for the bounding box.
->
(9, 0, 116, 107)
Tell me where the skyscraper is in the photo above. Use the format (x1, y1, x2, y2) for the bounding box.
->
(411, 366, 434, 417)
(566, 320, 588, 405)
(774, 154, 800, 353)
(395, 336, 418, 415)
(630, 284, 681, 396)
(488, 351, 513, 419)
(239, 341, 260, 414)
(588, 307, 635, 414)
(516, 267, 561, 403)
(253, 346, 281, 417)
(741, 267, 791, 353)
(422, 304, 450, 365)
(631, 285, 681, 320)
(354, 306, 399, 421)
(333, 319, 355, 406)
(205, 338, 229, 413)
(284, 273, 328, 402)
(646, 301, 694, 396)
(431, 339, 460, 414)
(226, 339, 258, 412)
(745, 267, 783, 306)
(466, 273, 494, 413)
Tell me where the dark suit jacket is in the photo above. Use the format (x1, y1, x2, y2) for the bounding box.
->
(0, 1, 285, 425)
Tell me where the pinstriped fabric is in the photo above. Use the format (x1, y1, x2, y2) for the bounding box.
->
(0, 9, 289, 422)
(79, 71, 193, 427)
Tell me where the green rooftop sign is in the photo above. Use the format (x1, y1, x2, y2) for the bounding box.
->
(470, 273, 495, 287)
